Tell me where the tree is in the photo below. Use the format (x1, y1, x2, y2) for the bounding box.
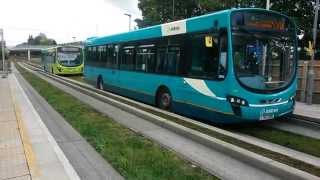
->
(26, 33, 57, 46)
(135, 0, 265, 28)
(136, 0, 314, 34)
(135, 0, 317, 58)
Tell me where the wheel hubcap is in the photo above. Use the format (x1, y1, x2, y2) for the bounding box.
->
(161, 93, 170, 107)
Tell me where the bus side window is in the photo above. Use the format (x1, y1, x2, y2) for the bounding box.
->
(218, 29, 228, 79)
(156, 48, 166, 73)
(189, 33, 219, 79)
(120, 46, 135, 71)
(167, 46, 180, 74)
(136, 46, 156, 73)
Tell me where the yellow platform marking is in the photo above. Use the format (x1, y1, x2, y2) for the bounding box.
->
(10, 78, 41, 178)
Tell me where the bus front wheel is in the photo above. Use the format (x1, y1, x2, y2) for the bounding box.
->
(156, 88, 172, 110)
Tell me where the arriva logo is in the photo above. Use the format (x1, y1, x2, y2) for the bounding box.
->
(161, 20, 186, 36)
(169, 26, 180, 32)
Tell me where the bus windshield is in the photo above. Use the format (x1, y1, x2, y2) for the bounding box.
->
(57, 47, 83, 67)
(232, 11, 296, 92)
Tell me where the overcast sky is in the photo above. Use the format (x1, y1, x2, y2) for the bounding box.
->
(0, 0, 141, 46)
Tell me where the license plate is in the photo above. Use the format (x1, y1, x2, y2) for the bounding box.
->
(260, 113, 274, 121)
(259, 108, 278, 121)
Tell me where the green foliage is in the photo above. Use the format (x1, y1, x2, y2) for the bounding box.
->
(135, 0, 315, 49)
(135, 0, 262, 27)
(27, 33, 57, 45)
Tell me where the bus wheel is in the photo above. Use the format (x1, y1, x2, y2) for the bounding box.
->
(97, 77, 104, 90)
(157, 88, 172, 110)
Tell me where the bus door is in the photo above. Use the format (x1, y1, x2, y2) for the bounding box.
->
(98, 45, 119, 89)
(177, 30, 228, 106)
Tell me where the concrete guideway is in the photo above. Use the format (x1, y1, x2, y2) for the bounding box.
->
(266, 118, 320, 140)
(20, 63, 320, 180)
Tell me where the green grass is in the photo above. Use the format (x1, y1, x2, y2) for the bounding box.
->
(16, 63, 218, 180)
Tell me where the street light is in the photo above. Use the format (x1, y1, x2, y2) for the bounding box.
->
(266, 0, 270, 10)
(124, 13, 132, 31)
(306, 0, 320, 104)
(0, 28, 5, 73)
(172, 0, 175, 20)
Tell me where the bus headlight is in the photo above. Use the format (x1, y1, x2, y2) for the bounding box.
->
(227, 96, 248, 106)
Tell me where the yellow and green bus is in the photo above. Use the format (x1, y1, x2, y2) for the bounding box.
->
(41, 46, 84, 75)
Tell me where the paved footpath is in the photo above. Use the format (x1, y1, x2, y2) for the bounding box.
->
(0, 73, 79, 180)
(294, 102, 320, 122)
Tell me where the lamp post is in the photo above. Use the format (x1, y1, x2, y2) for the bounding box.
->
(266, 0, 270, 10)
(306, 0, 320, 104)
(172, 0, 175, 20)
(0, 29, 4, 72)
(124, 13, 132, 31)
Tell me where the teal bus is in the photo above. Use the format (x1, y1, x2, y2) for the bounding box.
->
(84, 8, 297, 123)
(42, 46, 84, 75)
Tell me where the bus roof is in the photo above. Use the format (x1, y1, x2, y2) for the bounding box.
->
(85, 8, 287, 47)
(41, 45, 83, 53)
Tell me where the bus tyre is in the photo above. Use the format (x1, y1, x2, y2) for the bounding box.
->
(97, 77, 104, 90)
(157, 88, 172, 110)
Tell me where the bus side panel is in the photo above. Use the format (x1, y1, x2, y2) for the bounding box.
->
(84, 65, 117, 89)
(117, 71, 171, 105)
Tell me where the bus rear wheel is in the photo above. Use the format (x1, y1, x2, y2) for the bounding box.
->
(156, 88, 172, 110)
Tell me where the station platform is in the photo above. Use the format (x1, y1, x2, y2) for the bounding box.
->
(0, 73, 79, 180)
(294, 102, 320, 123)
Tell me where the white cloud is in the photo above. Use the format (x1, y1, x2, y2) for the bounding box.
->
(0, 0, 141, 46)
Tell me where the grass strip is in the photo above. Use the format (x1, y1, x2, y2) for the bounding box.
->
(16, 63, 218, 180)
(18, 63, 320, 177)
